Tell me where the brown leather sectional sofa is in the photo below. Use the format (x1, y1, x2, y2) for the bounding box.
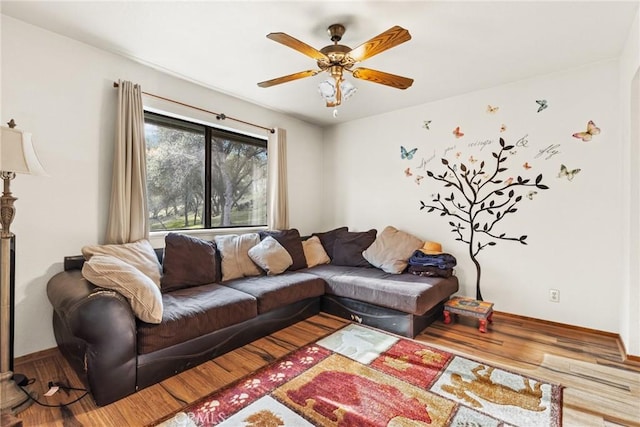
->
(47, 237, 458, 406)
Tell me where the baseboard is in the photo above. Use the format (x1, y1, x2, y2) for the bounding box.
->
(627, 354, 640, 363)
(496, 310, 640, 362)
(14, 346, 59, 366)
(495, 310, 620, 337)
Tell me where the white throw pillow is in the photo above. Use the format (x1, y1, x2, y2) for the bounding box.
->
(248, 236, 293, 276)
(81, 239, 162, 287)
(82, 255, 163, 324)
(214, 233, 263, 281)
(362, 225, 423, 274)
(302, 236, 330, 268)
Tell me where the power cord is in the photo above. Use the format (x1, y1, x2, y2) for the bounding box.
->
(14, 377, 89, 409)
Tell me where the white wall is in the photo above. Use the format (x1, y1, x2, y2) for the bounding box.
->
(619, 8, 640, 357)
(3, 11, 637, 358)
(323, 60, 624, 335)
(1, 16, 324, 357)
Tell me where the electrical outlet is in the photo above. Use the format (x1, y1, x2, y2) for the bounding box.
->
(549, 289, 560, 303)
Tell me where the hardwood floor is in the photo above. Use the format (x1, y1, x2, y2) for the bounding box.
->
(12, 312, 640, 426)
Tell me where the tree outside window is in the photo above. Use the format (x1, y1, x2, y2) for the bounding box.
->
(144, 112, 267, 231)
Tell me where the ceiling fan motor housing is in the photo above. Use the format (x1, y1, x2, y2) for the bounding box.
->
(327, 24, 345, 42)
(318, 44, 353, 69)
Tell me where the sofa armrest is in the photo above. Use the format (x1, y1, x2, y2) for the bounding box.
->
(47, 270, 138, 406)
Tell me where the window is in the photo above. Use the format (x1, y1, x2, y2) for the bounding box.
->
(144, 111, 267, 231)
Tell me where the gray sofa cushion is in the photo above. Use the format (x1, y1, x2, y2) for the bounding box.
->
(304, 265, 458, 316)
(137, 283, 257, 354)
(221, 272, 325, 314)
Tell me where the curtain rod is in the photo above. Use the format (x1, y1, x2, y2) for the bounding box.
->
(113, 82, 275, 134)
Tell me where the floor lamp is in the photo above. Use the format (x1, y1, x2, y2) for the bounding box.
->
(0, 119, 46, 414)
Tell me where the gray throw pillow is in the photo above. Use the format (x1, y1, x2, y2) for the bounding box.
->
(259, 228, 306, 270)
(248, 236, 293, 275)
(362, 226, 423, 274)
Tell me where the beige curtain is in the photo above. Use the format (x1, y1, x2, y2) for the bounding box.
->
(267, 127, 289, 230)
(105, 80, 149, 244)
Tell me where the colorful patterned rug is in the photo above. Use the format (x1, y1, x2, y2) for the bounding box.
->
(156, 324, 562, 426)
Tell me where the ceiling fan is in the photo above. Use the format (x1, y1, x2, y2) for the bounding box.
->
(257, 24, 414, 108)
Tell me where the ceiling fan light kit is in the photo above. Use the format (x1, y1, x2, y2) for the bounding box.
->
(258, 23, 413, 112)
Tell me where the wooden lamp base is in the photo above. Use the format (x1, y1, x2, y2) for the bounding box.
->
(0, 371, 35, 414)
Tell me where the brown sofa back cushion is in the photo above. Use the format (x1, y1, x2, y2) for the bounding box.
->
(331, 229, 377, 267)
(311, 227, 348, 261)
(161, 233, 219, 292)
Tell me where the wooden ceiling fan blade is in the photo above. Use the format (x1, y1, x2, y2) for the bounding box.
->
(266, 32, 329, 62)
(257, 70, 320, 88)
(346, 26, 411, 63)
(352, 68, 414, 89)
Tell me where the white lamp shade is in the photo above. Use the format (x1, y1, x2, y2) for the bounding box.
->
(318, 78, 357, 105)
(0, 126, 47, 176)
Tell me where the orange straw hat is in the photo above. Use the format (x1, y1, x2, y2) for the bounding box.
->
(419, 241, 443, 255)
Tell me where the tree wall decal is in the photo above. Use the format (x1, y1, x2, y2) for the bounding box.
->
(419, 137, 549, 301)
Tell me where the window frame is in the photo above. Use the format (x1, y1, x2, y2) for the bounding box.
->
(144, 110, 268, 232)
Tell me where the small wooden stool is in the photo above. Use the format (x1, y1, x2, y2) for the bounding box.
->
(443, 296, 494, 333)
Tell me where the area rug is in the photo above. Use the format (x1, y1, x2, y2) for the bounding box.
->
(156, 324, 562, 427)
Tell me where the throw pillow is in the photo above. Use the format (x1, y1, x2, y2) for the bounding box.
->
(311, 226, 348, 260)
(82, 239, 162, 287)
(82, 255, 163, 324)
(161, 233, 219, 292)
(214, 233, 262, 281)
(302, 236, 330, 268)
(332, 229, 377, 267)
(362, 225, 424, 274)
(248, 236, 293, 276)
(259, 229, 307, 270)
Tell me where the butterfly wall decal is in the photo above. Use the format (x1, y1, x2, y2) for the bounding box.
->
(452, 126, 464, 138)
(401, 146, 418, 160)
(487, 105, 499, 114)
(455, 152, 461, 159)
(423, 120, 432, 130)
(468, 156, 478, 164)
(523, 162, 532, 170)
(536, 99, 548, 113)
(500, 124, 507, 132)
(572, 120, 601, 142)
(526, 191, 538, 200)
(415, 175, 424, 185)
(558, 164, 581, 181)
(404, 167, 412, 177)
